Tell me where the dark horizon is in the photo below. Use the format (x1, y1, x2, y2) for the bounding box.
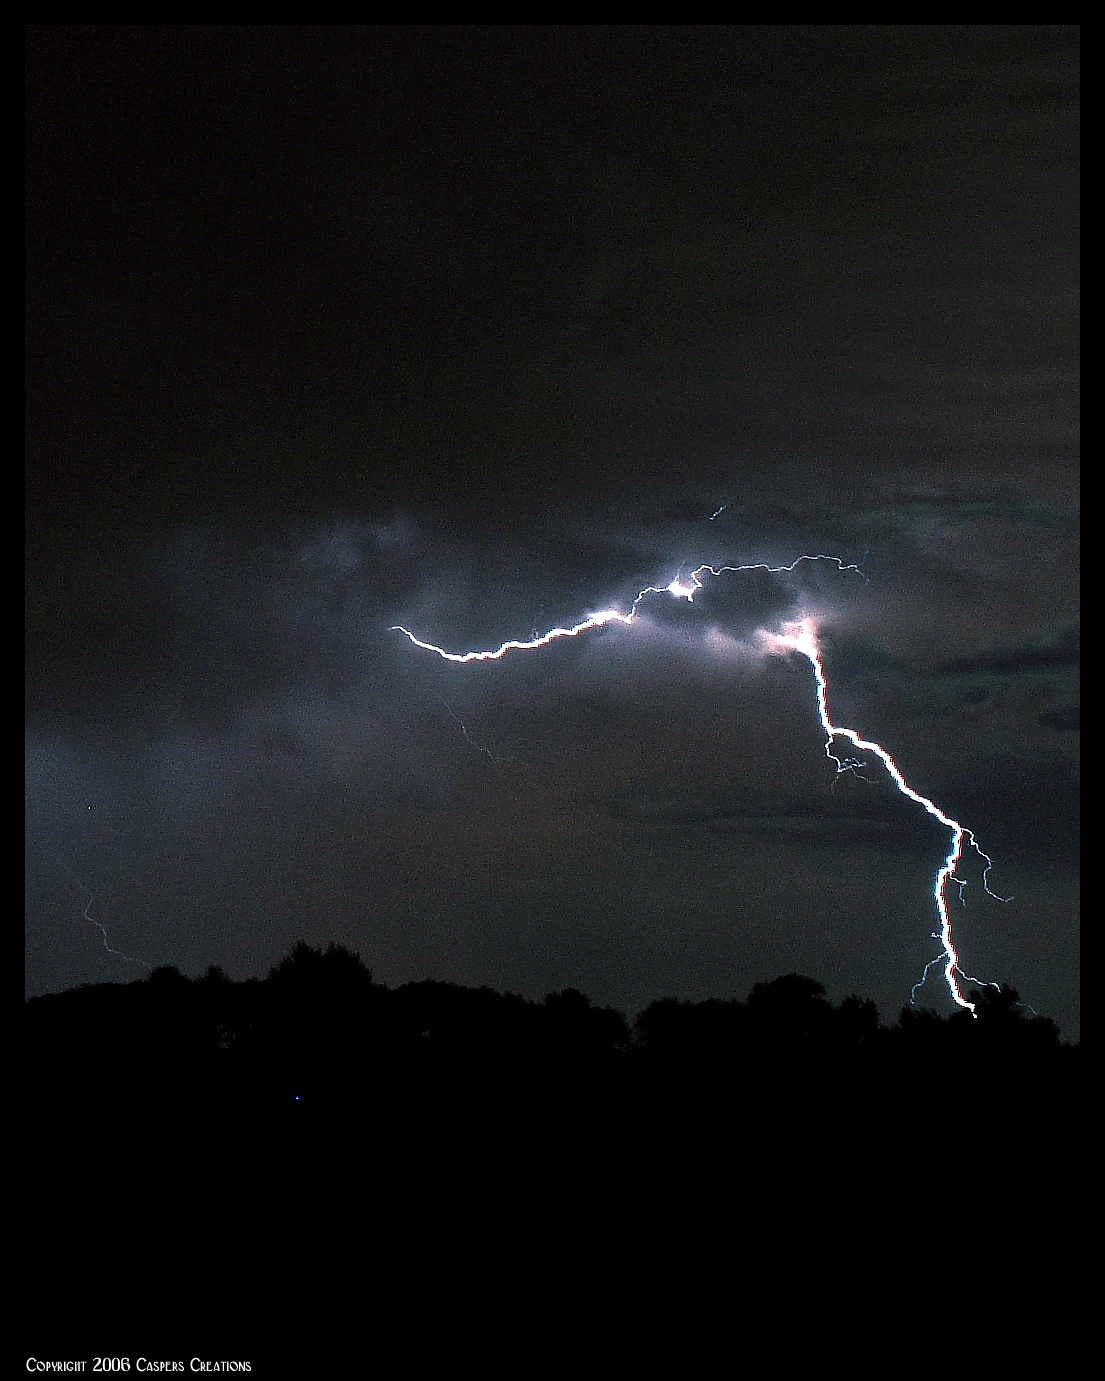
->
(26, 938, 1078, 1044)
(27, 26, 1079, 1038)
(25, 939, 1077, 1124)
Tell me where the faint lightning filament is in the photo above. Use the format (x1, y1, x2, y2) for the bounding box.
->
(49, 852, 152, 972)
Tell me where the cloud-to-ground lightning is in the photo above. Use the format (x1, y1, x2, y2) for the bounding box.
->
(392, 554, 1004, 1012)
(762, 619, 1005, 1013)
(48, 851, 153, 972)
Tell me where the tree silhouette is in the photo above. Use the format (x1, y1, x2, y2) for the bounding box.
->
(268, 940, 374, 991)
(23, 941, 1076, 1136)
(744, 975, 834, 1065)
(832, 995, 881, 1048)
(542, 988, 630, 1062)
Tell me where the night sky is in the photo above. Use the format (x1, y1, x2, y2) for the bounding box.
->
(26, 26, 1079, 1035)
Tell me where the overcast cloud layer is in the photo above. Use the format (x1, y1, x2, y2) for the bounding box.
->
(27, 27, 1078, 1033)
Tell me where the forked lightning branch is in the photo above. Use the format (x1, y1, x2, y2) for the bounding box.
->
(392, 555, 1006, 1013)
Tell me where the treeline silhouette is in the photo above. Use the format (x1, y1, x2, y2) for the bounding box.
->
(25, 942, 1076, 1129)
(23, 939, 1082, 1297)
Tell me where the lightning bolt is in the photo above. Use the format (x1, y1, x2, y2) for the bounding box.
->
(764, 619, 1006, 1014)
(389, 555, 867, 661)
(48, 852, 153, 972)
(391, 554, 1004, 1013)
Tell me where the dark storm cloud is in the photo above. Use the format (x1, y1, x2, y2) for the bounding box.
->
(26, 27, 1077, 1034)
(26, 496, 1076, 796)
(815, 616, 1079, 745)
(608, 790, 931, 845)
(843, 489, 1079, 540)
(1036, 703, 1078, 732)
(27, 522, 377, 730)
(26, 516, 467, 815)
(29, 507, 835, 804)
(566, 482, 1077, 589)
(27, 26, 1078, 530)
(939, 619, 1079, 673)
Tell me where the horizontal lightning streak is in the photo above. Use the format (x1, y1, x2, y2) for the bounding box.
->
(391, 607, 633, 661)
(389, 555, 866, 661)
